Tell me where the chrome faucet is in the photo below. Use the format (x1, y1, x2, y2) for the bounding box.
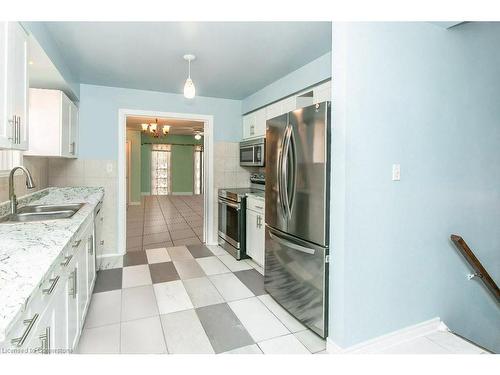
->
(9, 166, 36, 215)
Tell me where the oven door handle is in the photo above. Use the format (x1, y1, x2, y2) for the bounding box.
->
(218, 198, 241, 210)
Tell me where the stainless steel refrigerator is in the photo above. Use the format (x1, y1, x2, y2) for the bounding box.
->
(264, 101, 330, 338)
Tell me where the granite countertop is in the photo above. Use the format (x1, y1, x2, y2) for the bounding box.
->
(0, 186, 104, 342)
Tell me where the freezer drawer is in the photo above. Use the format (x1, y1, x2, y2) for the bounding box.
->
(264, 225, 328, 338)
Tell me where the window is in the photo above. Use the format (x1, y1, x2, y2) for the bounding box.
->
(151, 144, 171, 195)
(193, 145, 203, 195)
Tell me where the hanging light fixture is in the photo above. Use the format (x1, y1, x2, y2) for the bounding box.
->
(141, 123, 149, 132)
(183, 54, 196, 99)
(163, 125, 170, 135)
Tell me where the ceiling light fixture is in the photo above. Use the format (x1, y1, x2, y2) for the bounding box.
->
(183, 54, 196, 99)
(141, 119, 170, 138)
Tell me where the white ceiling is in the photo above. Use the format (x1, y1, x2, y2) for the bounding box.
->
(126, 116, 204, 135)
(42, 22, 332, 99)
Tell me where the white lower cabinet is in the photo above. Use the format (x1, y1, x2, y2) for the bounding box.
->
(2, 216, 96, 354)
(246, 196, 265, 267)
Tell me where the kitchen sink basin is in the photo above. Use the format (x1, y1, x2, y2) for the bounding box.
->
(17, 203, 85, 214)
(0, 203, 84, 223)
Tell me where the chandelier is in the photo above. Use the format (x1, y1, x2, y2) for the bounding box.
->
(141, 118, 170, 138)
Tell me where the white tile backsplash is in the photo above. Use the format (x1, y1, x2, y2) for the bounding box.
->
(48, 158, 118, 257)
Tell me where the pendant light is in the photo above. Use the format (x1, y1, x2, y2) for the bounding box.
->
(183, 54, 196, 99)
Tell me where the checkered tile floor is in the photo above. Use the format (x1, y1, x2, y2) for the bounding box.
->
(77, 195, 326, 354)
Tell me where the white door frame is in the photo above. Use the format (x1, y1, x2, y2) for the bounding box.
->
(118, 109, 215, 255)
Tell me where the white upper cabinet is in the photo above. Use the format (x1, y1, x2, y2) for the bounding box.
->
(0, 22, 29, 150)
(243, 80, 331, 141)
(313, 80, 331, 104)
(25, 88, 79, 158)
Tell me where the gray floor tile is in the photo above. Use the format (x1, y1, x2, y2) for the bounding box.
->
(143, 231, 171, 245)
(186, 244, 213, 258)
(174, 237, 202, 246)
(160, 309, 214, 354)
(123, 251, 148, 267)
(126, 235, 142, 249)
(144, 224, 168, 235)
(173, 259, 206, 279)
(196, 303, 254, 353)
(183, 277, 224, 308)
(143, 241, 173, 251)
(149, 261, 180, 283)
(167, 222, 191, 231)
(170, 228, 197, 240)
(126, 227, 143, 237)
(93, 268, 122, 293)
(233, 269, 266, 296)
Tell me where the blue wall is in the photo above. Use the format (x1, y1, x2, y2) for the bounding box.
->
(78, 84, 242, 160)
(331, 22, 500, 352)
(241, 52, 332, 114)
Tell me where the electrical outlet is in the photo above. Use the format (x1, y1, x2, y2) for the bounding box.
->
(392, 164, 401, 181)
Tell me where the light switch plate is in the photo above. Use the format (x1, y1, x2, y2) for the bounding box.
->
(392, 164, 401, 181)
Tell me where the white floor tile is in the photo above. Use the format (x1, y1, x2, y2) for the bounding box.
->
(223, 344, 263, 354)
(84, 290, 121, 329)
(257, 294, 306, 332)
(228, 297, 289, 342)
(425, 331, 486, 354)
(258, 334, 311, 354)
(294, 330, 326, 353)
(160, 309, 214, 354)
(121, 316, 167, 354)
(153, 280, 193, 314)
(76, 324, 120, 354)
(146, 247, 171, 264)
(166, 246, 194, 260)
(122, 264, 152, 288)
(182, 277, 224, 307)
(196, 256, 231, 275)
(206, 245, 229, 256)
(218, 254, 253, 272)
(379, 336, 450, 354)
(209, 273, 254, 302)
(121, 285, 159, 321)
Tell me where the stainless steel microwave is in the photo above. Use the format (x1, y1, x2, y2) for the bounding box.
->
(240, 138, 265, 167)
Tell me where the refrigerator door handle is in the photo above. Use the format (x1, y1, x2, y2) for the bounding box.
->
(268, 228, 316, 255)
(277, 128, 288, 219)
(288, 126, 297, 214)
(282, 124, 292, 219)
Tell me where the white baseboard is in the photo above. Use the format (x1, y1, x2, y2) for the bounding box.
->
(141, 192, 150, 196)
(128, 201, 141, 206)
(326, 317, 446, 354)
(172, 192, 194, 196)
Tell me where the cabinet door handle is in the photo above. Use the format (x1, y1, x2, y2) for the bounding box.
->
(72, 239, 81, 247)
(37, 327, 50, 354)
(70, 141, 76, 155)
(254, 205, 264, 210)
(10, 314, 39, 347)
(60, 255, 73, 267)
(17, 116, 21, 144)
(42, 276, 60, 295)
(88, 234, 94, 255)
(69, 269, 77, 298)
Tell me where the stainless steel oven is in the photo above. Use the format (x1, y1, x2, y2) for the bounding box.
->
(240, 138, 265, 167)
(218, 190, 246, 260)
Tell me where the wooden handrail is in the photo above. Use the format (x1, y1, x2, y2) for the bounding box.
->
(450, 234, 500, 303)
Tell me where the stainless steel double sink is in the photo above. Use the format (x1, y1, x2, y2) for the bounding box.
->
(0, 203, 85, 223)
